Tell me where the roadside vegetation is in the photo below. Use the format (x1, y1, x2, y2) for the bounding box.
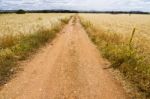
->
(0, 16, 70, 86)
(80, 17, 150, 99)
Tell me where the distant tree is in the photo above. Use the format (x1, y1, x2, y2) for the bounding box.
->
(42, 10, 49, 13)
(16, 9, 26, 14)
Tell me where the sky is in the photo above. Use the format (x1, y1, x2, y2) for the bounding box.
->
(0, 0, 150, 11)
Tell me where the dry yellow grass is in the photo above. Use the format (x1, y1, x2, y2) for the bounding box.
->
(80, 14, 150, 39)
(80, 14, 150, 98)
(0, 13, 70, 36)
(0, 13, 71, 86)
(80, 13, 150, 63)
(80, 14, 150, 55)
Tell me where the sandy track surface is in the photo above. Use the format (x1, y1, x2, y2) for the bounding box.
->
(0, 17, 129, 99)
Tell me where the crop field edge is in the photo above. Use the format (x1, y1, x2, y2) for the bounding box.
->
(0, 16, 71, 87)
(79, 16, 150, 99)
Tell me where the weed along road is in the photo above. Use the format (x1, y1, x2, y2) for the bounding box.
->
(0, 17, 130, 99)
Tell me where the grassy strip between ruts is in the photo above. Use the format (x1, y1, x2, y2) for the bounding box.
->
(0, 17, 70, 86)
(80, 17, 150, 99)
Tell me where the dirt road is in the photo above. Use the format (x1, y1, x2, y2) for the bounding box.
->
(0, 17, 129, 99)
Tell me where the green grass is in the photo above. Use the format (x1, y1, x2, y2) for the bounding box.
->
(80, 18, 150, 98)
(0, 17, 70, 86)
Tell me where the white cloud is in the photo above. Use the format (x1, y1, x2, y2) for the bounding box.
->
(0, 0, 150, 11)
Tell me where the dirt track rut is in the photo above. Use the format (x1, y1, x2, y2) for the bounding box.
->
(0, 17, 129, 99)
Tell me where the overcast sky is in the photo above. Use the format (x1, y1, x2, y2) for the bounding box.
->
(0, 0, 150, 11)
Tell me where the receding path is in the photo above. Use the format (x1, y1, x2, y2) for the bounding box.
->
(0, 17, 129, 99)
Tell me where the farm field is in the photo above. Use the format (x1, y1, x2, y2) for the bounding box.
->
(0, 13, 150, 99)
(0, 13, 70, 36)
(0, 13, 71, 87)
(80, 14, 150, 98)
(80, 14, 150, 37)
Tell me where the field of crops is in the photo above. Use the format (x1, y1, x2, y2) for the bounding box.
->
(80, 14, 150, 37)
(0, 13, 70, 86)
(80, 14, 150, 98)
(0, 13, 150, 98)
(0, 13, 70, 36)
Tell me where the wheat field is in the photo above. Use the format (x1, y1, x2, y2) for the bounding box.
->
(80, 13, 150, 98)
(0, 13, 70, 86)
(80, 14, 150, 37)
(80, 13, 150, 56)
(0, 13, 70, 36)
(0, 13, 150, 98)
